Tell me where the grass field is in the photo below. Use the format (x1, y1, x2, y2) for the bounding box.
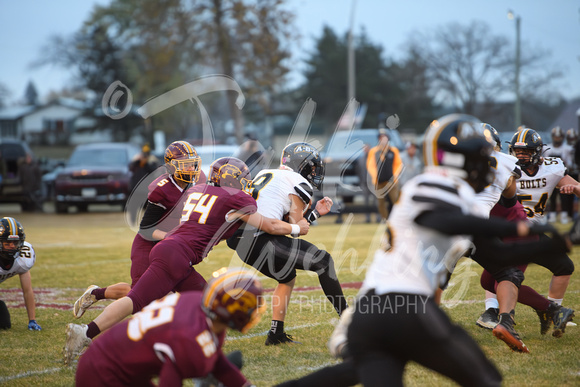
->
(0, 206, 579, 386)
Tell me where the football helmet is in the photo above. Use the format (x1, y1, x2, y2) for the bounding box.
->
(208, 157, 251, 191)
(164, 141, 201, 183)
(509, 128, 544, 168)
(551, 126, 564, 147)
(566, 128, 578, 146)
(202, 267, 266, 333)
(481, 123, 502, 151)
(280, 142, 325, 189)
(0, 217, 25, 270)
(422, 114, 493, 193)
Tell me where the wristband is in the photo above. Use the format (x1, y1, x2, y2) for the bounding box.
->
(306, 209, 320, 224)
(291, 224, 300, 236)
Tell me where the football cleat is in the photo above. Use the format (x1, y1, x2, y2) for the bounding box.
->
(265, 331, 302, 346)
(535, 302, 559, 335)
(63, 323, 92, 366)
(73, 285, 99, 319)
(492, 314, 529, 353)
(476, 308, 499, 330)
(552, 306, 575, 338)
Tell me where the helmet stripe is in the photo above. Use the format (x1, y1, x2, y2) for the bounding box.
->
(203, 269, 254, 307)
(6, 217, 16, 236)
(424, 119, 446, 166)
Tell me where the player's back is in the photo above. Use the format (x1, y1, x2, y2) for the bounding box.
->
(167, 184, 257, 259)
(250, 168, 312, 220)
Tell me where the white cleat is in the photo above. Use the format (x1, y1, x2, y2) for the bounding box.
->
(73, 285, 99, 318)
(63, 323, 92, 366)
(567, 321, 577, 327)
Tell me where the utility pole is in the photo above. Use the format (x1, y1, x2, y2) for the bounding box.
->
(508, 10, 521, 129)
(347, 0, 357, 103)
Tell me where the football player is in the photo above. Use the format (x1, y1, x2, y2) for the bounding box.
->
(0, 217, 41, 331)
(64, 157, 309, 366)
(227, 142, 348, 345)
(344, 115, 568, 385)
(73, 140, 206, 318)
(475, 126, 576, 343)
(75, 268, 261, 387)
(544, 126, 575, 223)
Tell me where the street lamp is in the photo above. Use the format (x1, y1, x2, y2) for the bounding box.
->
(508, 10, 521, 129)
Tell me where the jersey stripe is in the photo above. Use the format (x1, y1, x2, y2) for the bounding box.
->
(417, 182, 459, 195)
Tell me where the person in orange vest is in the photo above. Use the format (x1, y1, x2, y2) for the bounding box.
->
(366, 129, 403, 221)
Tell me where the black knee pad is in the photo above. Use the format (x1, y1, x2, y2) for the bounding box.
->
(493, 267, 524, 288)
(551, 257, 575, 276)
(307, 250, 332, 274)
(0, 300, 11, 330)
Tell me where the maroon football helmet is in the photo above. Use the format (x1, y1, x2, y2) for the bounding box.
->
(202, 267, 266, 333)
(208, 157, 251, 190)
(164, 141, 201, 183)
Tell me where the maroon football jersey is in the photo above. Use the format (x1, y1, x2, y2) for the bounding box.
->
(166, 184, 257, 263)
(76, 292, 247, 386)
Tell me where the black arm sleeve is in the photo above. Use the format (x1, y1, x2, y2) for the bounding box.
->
(498, 194, 518, 208)
(138, 202, 167, 240)
(415, 210, 519, 238)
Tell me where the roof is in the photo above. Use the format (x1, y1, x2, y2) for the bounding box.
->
(548, 98, 580, 131)
(0, 105, 37, 120)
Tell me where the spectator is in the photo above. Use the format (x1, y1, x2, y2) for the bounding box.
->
(366, 129, 403, 221)
(128, 144, 159, 224)
(18, 153, 43, 212)
(398, 141, 423, 187)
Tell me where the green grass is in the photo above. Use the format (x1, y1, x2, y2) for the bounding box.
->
(0, 210, 579, 386)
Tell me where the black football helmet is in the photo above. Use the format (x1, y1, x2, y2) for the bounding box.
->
(208, 157, 252, 191)
(164, 141, 201, 183)
(0, 217, 25, 270)
(422, 114, 494, 193)
(280, 142, 325, 189)
(202, 267, 266, 333)
(481, 123, 501, 151)
(509, 128, 544, 168)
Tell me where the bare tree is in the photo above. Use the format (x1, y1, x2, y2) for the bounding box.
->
(405, 20, 562, 114)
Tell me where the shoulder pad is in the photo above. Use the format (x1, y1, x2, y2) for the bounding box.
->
(294, 182, 313, 204)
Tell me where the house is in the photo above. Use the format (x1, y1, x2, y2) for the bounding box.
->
(0, 98, 97, 145)
(547, 98, 580, 133)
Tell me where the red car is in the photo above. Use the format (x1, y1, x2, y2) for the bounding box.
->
(54, 143, 140, 213)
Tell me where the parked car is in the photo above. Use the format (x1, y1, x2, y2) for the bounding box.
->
(54, 143, 140, 213)
(0, 139, 42, 212)
(320, 128, 404, 203)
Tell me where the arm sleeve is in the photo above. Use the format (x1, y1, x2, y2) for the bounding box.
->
(138, 202, 168, 240)
(415, 209, 519, 238)
(212, 352, 248, 387)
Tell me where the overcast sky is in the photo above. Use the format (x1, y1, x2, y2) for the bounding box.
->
(1, 0, 579, 105)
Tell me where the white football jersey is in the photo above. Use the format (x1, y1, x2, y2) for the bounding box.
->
(247, 168, 313, 233)
(362, 168, 482, 297)
(545, 143, 573, 167)
(475, 151, 521, 216)
(0, 242, 36, 283)
(516, 157, 566, 224)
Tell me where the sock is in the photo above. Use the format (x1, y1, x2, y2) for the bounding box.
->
(517, 285, 550, 311)
(93, 288, 107, 301)
(86, 321, 101, 339)
(485, 297, 499, 310)
(270, 320, 284, 335)
(548, 297, 563, 305)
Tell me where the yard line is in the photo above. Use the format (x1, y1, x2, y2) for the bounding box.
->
(0, 367, 62, 382)
(227, 323, 322, 341)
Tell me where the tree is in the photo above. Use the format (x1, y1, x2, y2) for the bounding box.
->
(24, 81, 39, 106)
(404, 20, 562, 119)
(299, 26, 434, 133)
(38, 0, 296, 144)
(0, 82, 11, 108)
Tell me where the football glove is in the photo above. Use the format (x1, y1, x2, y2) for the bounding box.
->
(28, 320, 42, 331)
